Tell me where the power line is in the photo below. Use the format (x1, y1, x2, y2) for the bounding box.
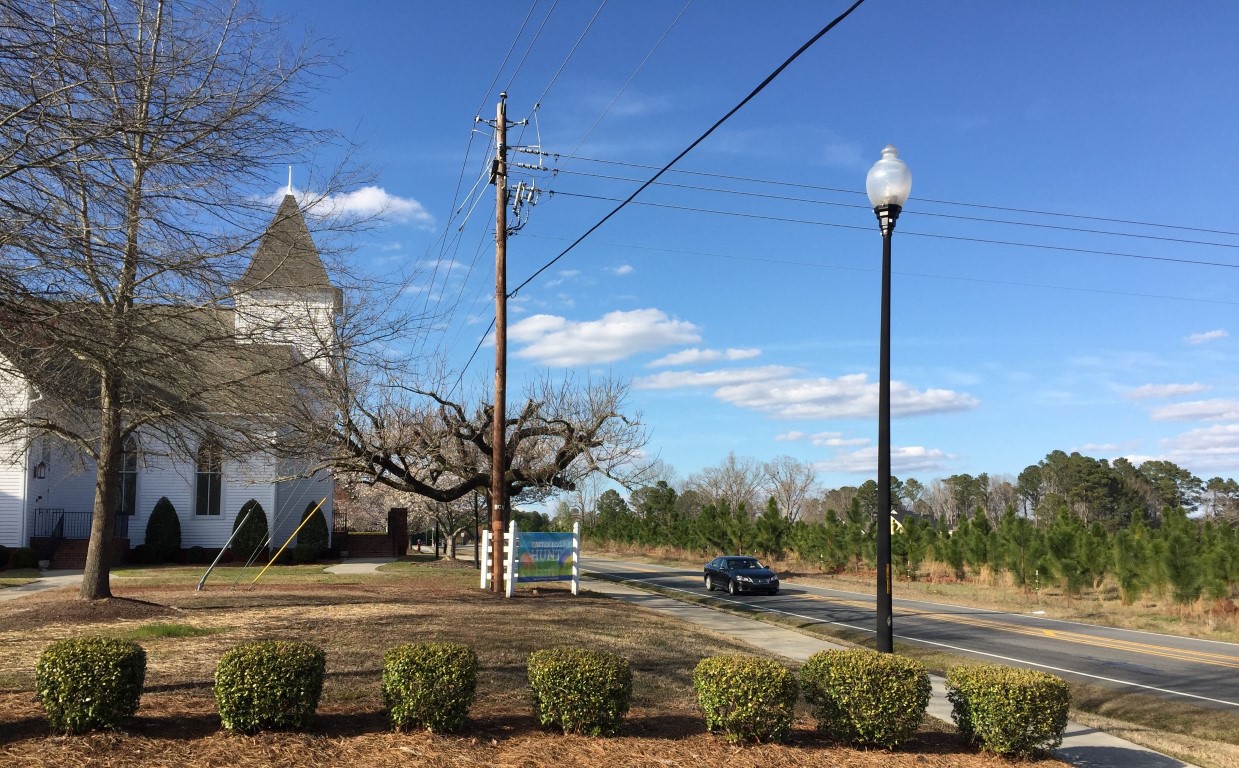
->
(506, 0, 869, 299)
(560, 155, 1239, 239)
(560, 0, 695, 162)
(533, 0, 608, 108)
(520, 233, 1239, 307)
(551, 167, 1239, 251)
(548, 190, 1239, 271)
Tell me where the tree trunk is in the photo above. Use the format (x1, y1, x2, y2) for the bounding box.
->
(80, 374, 122, 600)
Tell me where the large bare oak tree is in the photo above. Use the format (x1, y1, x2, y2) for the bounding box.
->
(0, 0, 372, 599)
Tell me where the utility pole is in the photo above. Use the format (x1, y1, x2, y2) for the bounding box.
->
(489, 93, 510, 592)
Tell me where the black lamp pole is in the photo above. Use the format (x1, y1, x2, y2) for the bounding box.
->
(875, 202, 900, 654)
(867, 144, 911, 655)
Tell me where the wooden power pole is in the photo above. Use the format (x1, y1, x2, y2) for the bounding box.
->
(489, 93, 509, 592)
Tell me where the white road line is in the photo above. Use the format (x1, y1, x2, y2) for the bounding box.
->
(584, 568, 1239, 710)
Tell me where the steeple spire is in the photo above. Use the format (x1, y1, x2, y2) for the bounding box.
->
(287, 166, 293, 195)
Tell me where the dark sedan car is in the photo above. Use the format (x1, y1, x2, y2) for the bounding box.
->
(704, 556, 780, 596)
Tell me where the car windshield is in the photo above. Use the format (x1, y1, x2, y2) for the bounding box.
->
(727, 558, 762, 570)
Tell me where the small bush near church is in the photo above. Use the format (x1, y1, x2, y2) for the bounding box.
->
(947, 664, 1070, 757)
(382, 642, 477, 733)
(7, 547, 37, 570)
(36, 637, 146, 734)
(144, 497, 181, 563)
(693, 655, 798, 743)
(0, 544, 8, 569)
(297, 501, 330, 560)
(527, 647, 631, 736)
(800, 649, 930, 749)
(230, 500, 269, 561)
(214, 640, 325, 734)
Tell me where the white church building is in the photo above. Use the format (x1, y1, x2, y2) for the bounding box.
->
(0, 194, 336, 566)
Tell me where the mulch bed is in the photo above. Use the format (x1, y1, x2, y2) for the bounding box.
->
(0, 574, 1064, 768)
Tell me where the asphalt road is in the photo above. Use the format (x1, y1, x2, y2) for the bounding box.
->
(581, 555, 1239, 712)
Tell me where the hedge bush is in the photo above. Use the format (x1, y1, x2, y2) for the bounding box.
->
(382, 642, 477, 733)
(8, 546, 38, 570)
(144, 496, 181, 564)
(693, 655, 798, 743)
(185, 545, 208, 564)
(0, 543, 8, 569)
(527, 647, 632, 736)
(297, 502, 330, 560)
(35, 637, 147, 734)
(230, 500, 269, 561)
(946, 664, 1071, 757)
(214, 640, 325, 734)
(799, 649, 930, 749)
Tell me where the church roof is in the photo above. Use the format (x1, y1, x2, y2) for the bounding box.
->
(234, 194, 332, 292)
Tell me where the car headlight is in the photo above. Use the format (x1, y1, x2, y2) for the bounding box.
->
(771, 575, 779, 581)
(736, 574, 754, 583)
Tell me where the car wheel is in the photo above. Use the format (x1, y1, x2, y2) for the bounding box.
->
(704, 574, 713, 591)
(727, 578, 738, 596)
(770, 588, 779, 596)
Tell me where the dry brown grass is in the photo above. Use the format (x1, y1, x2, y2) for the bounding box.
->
(0, 560, 1063, 768)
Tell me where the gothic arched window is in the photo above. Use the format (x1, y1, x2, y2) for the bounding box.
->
(119, 437, 138, 516)
(195, 441, 222, 516)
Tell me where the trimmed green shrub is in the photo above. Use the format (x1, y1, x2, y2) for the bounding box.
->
(297, 502, 330, 560)
(230, 500, 269, 561)
(800, 649, 930, 749)
(382, 642, 477, 733)
(8, 547, 37, 570)
(185, 545, 207, 564)
(0, 543, 9, 569)
(527, 647, 632, 736)
(214, 640, 325, 734)
(35, 637, 147, 734)
(946, 664, 1070, 757)
(693, 655, 798, 743)
(144, 496, 181, 564)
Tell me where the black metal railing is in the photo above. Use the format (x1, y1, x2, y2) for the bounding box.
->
(33, 508, 130, 540)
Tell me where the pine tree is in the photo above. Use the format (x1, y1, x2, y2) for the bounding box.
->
(1162, 508, 1203, 605)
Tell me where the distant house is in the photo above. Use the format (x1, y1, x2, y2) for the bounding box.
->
(0, 195, 336, 565)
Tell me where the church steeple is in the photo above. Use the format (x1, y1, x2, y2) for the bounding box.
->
(232, 194, 340, 370)
(234, 194, 332, 292)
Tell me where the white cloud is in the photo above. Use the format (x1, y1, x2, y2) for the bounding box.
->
(713, 373, 978, 420)
(275, 186, 434, 228)
(648, 347, 762, 367)
(1162, 424, 1239, 471)
(607, 264, 634, 276)
(1125, 383, 1208, 400)
(1151, 399, 1239, 422)
(509, 308, 700, 366)
(773, 430, 869, 448)
(1186, 329, 1228, 345)
(816, 445, 955, 474)
(637, 365, 796, 390)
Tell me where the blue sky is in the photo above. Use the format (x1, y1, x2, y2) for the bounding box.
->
(266, 0, 1239, 490)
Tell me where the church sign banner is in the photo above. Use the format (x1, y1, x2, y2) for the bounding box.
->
(517, 532, 575, 582)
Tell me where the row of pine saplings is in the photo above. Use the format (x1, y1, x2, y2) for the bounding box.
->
(33, 637, 1069, 757)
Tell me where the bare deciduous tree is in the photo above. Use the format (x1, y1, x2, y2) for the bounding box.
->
(323, 373, 651, 512)
(0, 0, 373, 599)
(761, 455, 818, 523)
(686, 451, 765, 512)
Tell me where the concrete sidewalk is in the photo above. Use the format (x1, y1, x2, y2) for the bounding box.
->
(0, 571, 83, 602)
(582, 578, 1197, 768)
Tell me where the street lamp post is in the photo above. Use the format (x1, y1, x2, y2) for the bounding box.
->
(866, 144, 912, 654)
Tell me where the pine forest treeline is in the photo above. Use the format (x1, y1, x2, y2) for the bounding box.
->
(564, 450, 1239, 606)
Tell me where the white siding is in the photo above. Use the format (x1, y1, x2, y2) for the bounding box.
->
(0, 365, 28, 546)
